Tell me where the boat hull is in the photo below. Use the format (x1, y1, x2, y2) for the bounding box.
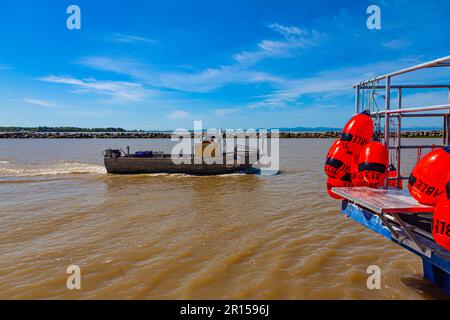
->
(104, 156, 253, 175)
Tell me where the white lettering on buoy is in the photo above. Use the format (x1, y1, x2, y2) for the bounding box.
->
(366, 265, 381, 290)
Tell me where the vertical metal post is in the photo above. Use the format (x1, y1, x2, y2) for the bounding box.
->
(444, 115, 448, 146)
(384, 77, 391, 146)
(446, 88, 450, 146)
(384, 77, 391, 188)
(397, 88, 402, 186)
(355, 86, 360, 113)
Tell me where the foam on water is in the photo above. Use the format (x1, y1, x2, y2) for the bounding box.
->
(130, 172, 249, 178)
(0, 161, 106, 177)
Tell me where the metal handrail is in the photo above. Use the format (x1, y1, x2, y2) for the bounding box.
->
(358, 85, 450, 89)
(371, 104, 450, 116)
(388, 145, 442, 150)
(354, 55, 450, 87)
(354, 56, 450, 188)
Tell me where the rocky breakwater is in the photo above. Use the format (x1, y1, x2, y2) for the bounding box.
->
(0, 132, 171, 139)
(0, 130, 444, 139)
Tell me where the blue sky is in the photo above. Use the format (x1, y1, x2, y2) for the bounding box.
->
(0, 0, 449, 130)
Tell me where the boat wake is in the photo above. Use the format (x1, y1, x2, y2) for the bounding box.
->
(0, 161, 106, 177)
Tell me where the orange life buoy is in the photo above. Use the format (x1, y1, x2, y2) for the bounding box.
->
(408, 146, 450, 206)
(358, 140, 388, 188)
(327, 174, 352, 200)
(432, 179, 450, 250)
(326, 139, 341, 158)
(325, 142, 352, 179)
(350, 154, 366, 187)
(388, 164, 403, 189)
(340, 110, 374, 155)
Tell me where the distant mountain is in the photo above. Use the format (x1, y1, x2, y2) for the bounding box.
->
(399, 126, 442, 131)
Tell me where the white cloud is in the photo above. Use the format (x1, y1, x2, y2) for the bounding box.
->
(233, 23, 323, 64)
(0, 64, 12, 70)
(166, 110, 191, 120)
(381, 38, 412, 50)
(39, 75, 152, 102)
(78, 23, 319, 93)
(107, 33, 155, 44)
(75, 24, 433, 113)
(214, 108, 240, 116)
(79, 56, 283, 93)
(401, 91, 449, 108)
(78, 56, 422, 110)
(268, 23, 306, 37)
(247, 58, 424, 109)
(24, 99, 57, 108)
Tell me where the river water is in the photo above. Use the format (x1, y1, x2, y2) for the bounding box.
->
(0, 138, 448, 299)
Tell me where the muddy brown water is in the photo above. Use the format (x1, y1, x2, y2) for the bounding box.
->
(0, 138, 448, 299)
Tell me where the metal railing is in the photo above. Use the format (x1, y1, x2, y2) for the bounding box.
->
(353, 56, 450, 187)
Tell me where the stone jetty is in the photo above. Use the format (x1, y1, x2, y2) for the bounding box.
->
(0, 130, 444, 139)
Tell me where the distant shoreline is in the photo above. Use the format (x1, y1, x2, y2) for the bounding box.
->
(0, 131, 444, 139)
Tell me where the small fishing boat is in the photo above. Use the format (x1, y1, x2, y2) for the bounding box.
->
(103, 135, 259, 175)
(328, 56, 450, 294)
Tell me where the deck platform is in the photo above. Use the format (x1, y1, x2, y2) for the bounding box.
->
(332, 186, 434, 214)
(333, 187, 450, 295)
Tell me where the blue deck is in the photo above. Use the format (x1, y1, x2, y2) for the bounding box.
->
(341, 200, 450, 295)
